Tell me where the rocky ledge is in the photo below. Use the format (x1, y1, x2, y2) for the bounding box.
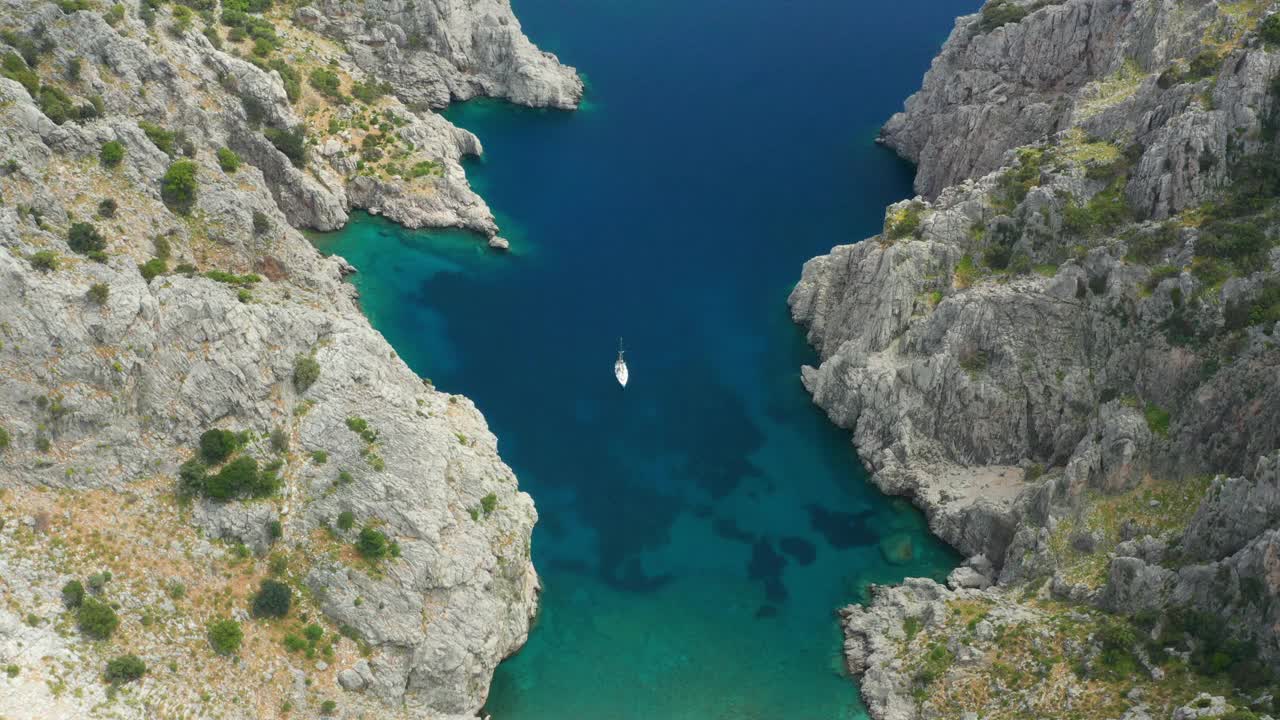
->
(0, 0, 574, 717)
(793, 0, 1280, 717)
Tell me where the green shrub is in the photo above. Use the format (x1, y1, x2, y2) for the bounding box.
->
(992, 148, 1044, 213)
(264, 125, 307, 167)
(37, 85, 75, 125)
(35, 435, 51, 452)
(311, 450, 328, 464)
(356, 526, 389, 560)
(336, 511, 355, 531)
(251, 579, 291, 618)
(268, 519, 282, 539)
(886, 202, 925, 240)
(304, 623, 323, 643)
(480, 492, 498, 516)
(978, 0, 1028, 32)
(199, 428, 239, 464)
(68, 222, 105, 254)
(77, 597, 119, 640)
(320, 700, 337, 716)
(161, 159, 198, 213)
(139, 122, 175, 155)
(62, 580, 85, 608)
(283, 632, 307, 652)
(202, 456, 258, 499)
(104, 654, 146, 684)
(1063, 182, 1132, 238)
(1144, 403, 1171, 437)
(100, 140, 125, 167)
(87, 571, 111, 593)
(217, 146, 241, 172)
(270, 425, 289, 453)
(1263, 13, 1280, 46)
(1, 52, 39, 94)
(0, 426, 8, 451)
(293, 355, 321, 392)
(98, 198, 117, 218)
(252, 210, 272, 235)
(105, 3, 125, 25)
(29, 250, 58, 272)
(208, 618, 243, 655)
(204, 269, 261, 286)
(266, 59, 300, 102)
(177, 457, 208, 497)
(5, 664, 17, 678)
(1126, 222, 1180, 264)
(138, 257, 167, 281)
(351, 79, 391, 104)
(308, 67, 343, 100)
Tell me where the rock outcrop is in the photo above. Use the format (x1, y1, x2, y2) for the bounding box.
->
(794, 0, 1280, 717)
(0, 0, 567, 715)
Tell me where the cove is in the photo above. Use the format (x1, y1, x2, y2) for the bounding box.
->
(311, 0, 974, 716)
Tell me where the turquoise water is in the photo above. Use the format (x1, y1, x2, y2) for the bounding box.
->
(311, 0, 973, 716)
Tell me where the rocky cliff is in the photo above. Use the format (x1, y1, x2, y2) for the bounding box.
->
(792, 0, 1280, 717)
(0, 0, 575, 717)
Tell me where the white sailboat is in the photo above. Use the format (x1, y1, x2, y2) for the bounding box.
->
(614, 338, 629, 388)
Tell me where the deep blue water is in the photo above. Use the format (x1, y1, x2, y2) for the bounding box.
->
(312, 0, 973, 716)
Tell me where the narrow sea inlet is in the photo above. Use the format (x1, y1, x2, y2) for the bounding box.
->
(312, 0, 974, 715)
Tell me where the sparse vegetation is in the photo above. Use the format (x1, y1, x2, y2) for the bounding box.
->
(979, 0, 1028, 33)
(61, 580, 85, 608)
(356, 526, 390, 560)
(67, 222, 105, 255)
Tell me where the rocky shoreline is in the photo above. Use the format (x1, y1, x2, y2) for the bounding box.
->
(0, 0, 575, 716)
(792, 0, 1280, 718)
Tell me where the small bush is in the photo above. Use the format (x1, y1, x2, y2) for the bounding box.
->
(87, 571, 112, 593)
(311, 450, 328, 464)
(320, 700, 337, 716)
(29, 251, 58, 272)
(217, 146, 241, 172)
(62, 580, 85, 608)
(104, 655, 146, 684)
(293, 355, 321, 392)
(351, 79, 391, 104)
(105, 3, 125, 25)
(336, 511, 355, 531)
(252, 210, 272, 235)
(251, 579, 292, 618)
(1144, 403, 1171, 437)
(270, 425, 289, 453)
(266, 59, 300, 102)
(283, 632, 307, 652)
(161, 159, 198, 213)
(268, 519, 282, 539)
(100, 140, 125, 168)
(208, 618, 243, 655)
(177, 457, 207, 497)
(356, 526, 389, 560)
(264, 125, 306, 167)
(77, 597, 119, 640)
(98, 198, 118, 218)
(308, 67, 343, 100)
(199, 428, 239, 464)
(978, 0, 1028, 32)
(139, 122, 176, 155)
(1, 52, 39, 94)
(85, 282, 110, 305)
(37, 85, 75, 125)
(202, 455, 258, 499)
(68, 222, 106, 255)
(480, 492, 498, 516)
(1263, 13, 1280, 46)
(139, 257, 167, 281)
(0, 426, 8, 451)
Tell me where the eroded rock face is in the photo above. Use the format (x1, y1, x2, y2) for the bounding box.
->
(0, 0, 555, 716)
(798, 1, 1280, 717)
(298, 0, 584, 110)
